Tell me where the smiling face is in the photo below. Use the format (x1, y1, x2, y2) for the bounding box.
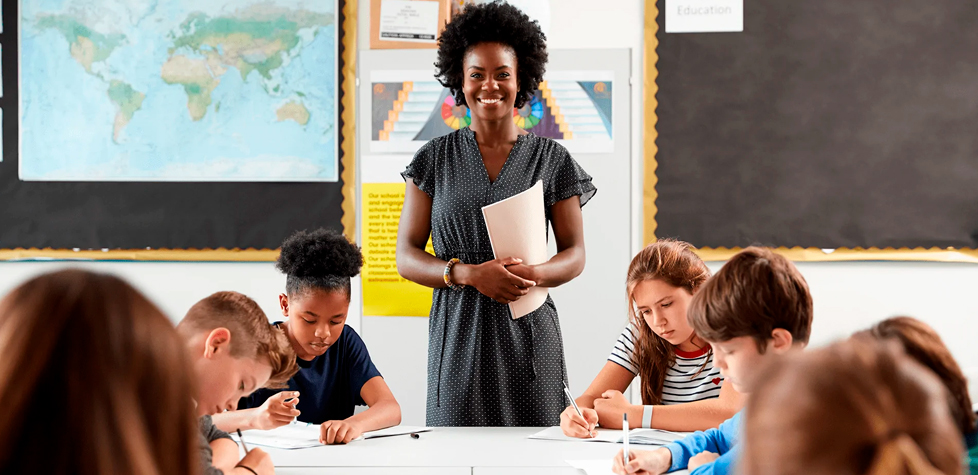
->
(281, 288, 349, 361)
(462, 42, 519, 123)
(631, 279, 699, 351)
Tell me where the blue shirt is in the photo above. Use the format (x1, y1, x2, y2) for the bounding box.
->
(665, 410, 742, 475)
(240, 324, 382, 424)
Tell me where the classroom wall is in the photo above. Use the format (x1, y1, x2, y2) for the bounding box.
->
(1, 0, 977, 425)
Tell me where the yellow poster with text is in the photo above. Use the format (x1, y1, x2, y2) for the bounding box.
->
(362, 183, 434, 317)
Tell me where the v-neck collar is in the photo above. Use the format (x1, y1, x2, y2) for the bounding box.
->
(465, 126, 529, 186)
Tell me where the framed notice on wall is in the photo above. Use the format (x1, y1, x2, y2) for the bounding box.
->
(370, 0, 451, 49)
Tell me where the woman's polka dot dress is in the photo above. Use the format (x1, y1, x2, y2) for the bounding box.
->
(402, 126, 597, 426)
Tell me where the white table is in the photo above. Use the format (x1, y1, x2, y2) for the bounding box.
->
(267, 427, 689, 475)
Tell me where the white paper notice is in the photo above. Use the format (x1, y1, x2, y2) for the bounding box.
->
(379, 0, 440, 43)
(482, 181, 549, 320)
(665, 0, 743, 33)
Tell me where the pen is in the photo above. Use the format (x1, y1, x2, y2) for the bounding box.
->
(622, 413, 630, 466)
(562, 382, 584, 420)
(410, 432, 420, 439)
(236, 429, 250, 453)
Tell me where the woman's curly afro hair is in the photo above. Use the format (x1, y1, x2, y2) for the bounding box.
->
(276, 228, 363, 298)
(434, 1, 548, 109)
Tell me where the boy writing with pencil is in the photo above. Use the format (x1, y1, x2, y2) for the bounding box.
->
(613, 247, 814, 475)
(177, 291, 300, 475)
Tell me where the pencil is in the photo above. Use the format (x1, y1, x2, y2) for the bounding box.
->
(236, 429, 251, 453)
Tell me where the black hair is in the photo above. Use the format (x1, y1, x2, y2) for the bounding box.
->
(434, 1, 548, 109)
(276, 228, 363, 299)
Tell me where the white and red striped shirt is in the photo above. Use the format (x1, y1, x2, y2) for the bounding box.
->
(608, 322, 724, 404)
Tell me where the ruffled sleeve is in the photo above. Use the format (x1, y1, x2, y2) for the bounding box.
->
(401, 142, 436, 197)
(545, 146, 597, 209)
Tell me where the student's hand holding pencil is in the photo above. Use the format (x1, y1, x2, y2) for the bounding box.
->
(560, 405, 598, 438)
(251, 391, 301, 430)
(611, 447, 671, 475)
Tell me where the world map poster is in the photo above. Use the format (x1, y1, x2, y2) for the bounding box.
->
(19, 0, 338, 181)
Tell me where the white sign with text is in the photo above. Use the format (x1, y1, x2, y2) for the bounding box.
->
(665, 0, 743, 33)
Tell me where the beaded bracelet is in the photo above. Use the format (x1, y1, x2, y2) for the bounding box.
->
(443, 258, 464, 290)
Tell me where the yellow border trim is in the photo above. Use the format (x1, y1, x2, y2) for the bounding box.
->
(340, 0, 357, 244)
(1, 0, 356, 263)
(643, 0, 660, 246)
(695, 247, 978, 264)
(642, 0, 976, 263)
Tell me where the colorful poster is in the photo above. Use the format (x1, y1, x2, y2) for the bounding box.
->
(369, 70, 614, 154)
(361, 182, 434, 317)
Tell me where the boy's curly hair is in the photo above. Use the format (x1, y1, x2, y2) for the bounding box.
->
(434, 1, 548, 109)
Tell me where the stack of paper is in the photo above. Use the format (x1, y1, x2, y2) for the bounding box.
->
(626, 428, 687, 445)
(232, 423, 432, 449)
(482, 180, 549, 319)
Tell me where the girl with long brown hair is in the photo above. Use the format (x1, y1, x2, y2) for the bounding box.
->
(561, 240, 744, 437)
(0, 269, 201, 475)
(741, 339, 963, 475)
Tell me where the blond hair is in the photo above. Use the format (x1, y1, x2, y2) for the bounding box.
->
(179, 291, 298, 388)
(742, 339, 963, 475)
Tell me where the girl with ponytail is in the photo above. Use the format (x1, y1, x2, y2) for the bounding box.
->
(561, 240, 744, 437)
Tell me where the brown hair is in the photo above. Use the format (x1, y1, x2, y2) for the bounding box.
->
(0, 269, 201, 475)
(627, 239, 712, 405)
(179, 291, 299, 388)
(859, 316, 977, 437)
(688, 247, 813, 351)
(742, 339, 963, 475)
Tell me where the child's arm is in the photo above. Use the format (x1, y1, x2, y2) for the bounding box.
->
(664, 412, 741, 471)
(688, 447, 738, 475)
(319, 376, 401, 445)
(576, 361, 635, 409)
(644, 380, 745, 431)
(210, 438, 242, 473)
(561, 361, 633, 437)
(212, 391, 301, 432)
(596, 378, 744, 431)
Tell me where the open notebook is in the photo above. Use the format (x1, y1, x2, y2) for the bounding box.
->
(232, 422, 432, 449)
(529, 426, 688, 446)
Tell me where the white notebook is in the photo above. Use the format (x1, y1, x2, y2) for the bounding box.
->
(233, 422, 432, 449)
(529, 426, 687, 446)
(481, 180, 549, 319)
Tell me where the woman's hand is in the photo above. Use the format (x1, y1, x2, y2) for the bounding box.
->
(455, 257, 536, 304)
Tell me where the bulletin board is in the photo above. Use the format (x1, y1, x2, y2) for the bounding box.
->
(0, 0, 359, 261)
(643, 0, 978, 262)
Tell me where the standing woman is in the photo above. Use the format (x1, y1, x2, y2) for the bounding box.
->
(397, 1, 596, 426)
